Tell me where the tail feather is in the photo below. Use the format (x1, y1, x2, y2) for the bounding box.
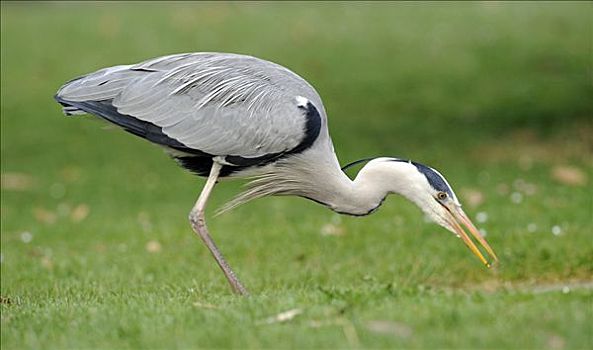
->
(55, 94, 87, 116)
(61, 105, 87, 116)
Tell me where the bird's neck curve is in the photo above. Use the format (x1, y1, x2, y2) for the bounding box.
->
(313, 157, 422, 216)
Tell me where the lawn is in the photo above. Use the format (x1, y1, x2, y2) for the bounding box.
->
(1, 2, 592, 349)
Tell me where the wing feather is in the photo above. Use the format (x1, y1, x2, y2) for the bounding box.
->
(56, 53, 326, 159)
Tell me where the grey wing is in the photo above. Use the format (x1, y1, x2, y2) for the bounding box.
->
(55, 53, 327, 163)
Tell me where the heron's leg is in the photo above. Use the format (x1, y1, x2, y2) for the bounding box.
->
(189, 161, 249, 296)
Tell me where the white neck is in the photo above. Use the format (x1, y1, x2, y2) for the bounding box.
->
(220, 154, 429, 216)
(307, 157, 428, 216)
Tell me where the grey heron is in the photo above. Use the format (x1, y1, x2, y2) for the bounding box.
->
(55, 52, 498, 295)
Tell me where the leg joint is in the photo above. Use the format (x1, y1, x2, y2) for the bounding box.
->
(189, 209, 205, 227)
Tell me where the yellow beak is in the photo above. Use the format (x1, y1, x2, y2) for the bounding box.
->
(442, 203, 499, 267)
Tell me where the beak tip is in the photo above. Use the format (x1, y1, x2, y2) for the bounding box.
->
(443, 204, 499, 269)
(488, 257, 502, 269)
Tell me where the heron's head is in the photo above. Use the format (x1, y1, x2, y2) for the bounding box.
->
(352, 158, 499, 267)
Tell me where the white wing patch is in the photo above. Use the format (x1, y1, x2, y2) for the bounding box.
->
(295, 96, 309, 107)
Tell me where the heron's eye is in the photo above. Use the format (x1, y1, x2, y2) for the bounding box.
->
(436, 192, 448, 201)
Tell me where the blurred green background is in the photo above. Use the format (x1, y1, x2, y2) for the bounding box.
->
(1, 2, 592, 349)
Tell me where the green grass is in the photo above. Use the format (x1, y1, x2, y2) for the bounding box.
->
(1, 2, 592, 349)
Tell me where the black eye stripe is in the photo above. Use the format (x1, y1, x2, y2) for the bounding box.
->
(390, 159, 454, 197)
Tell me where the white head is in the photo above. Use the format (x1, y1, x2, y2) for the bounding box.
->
(347, 157, 498, 267)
